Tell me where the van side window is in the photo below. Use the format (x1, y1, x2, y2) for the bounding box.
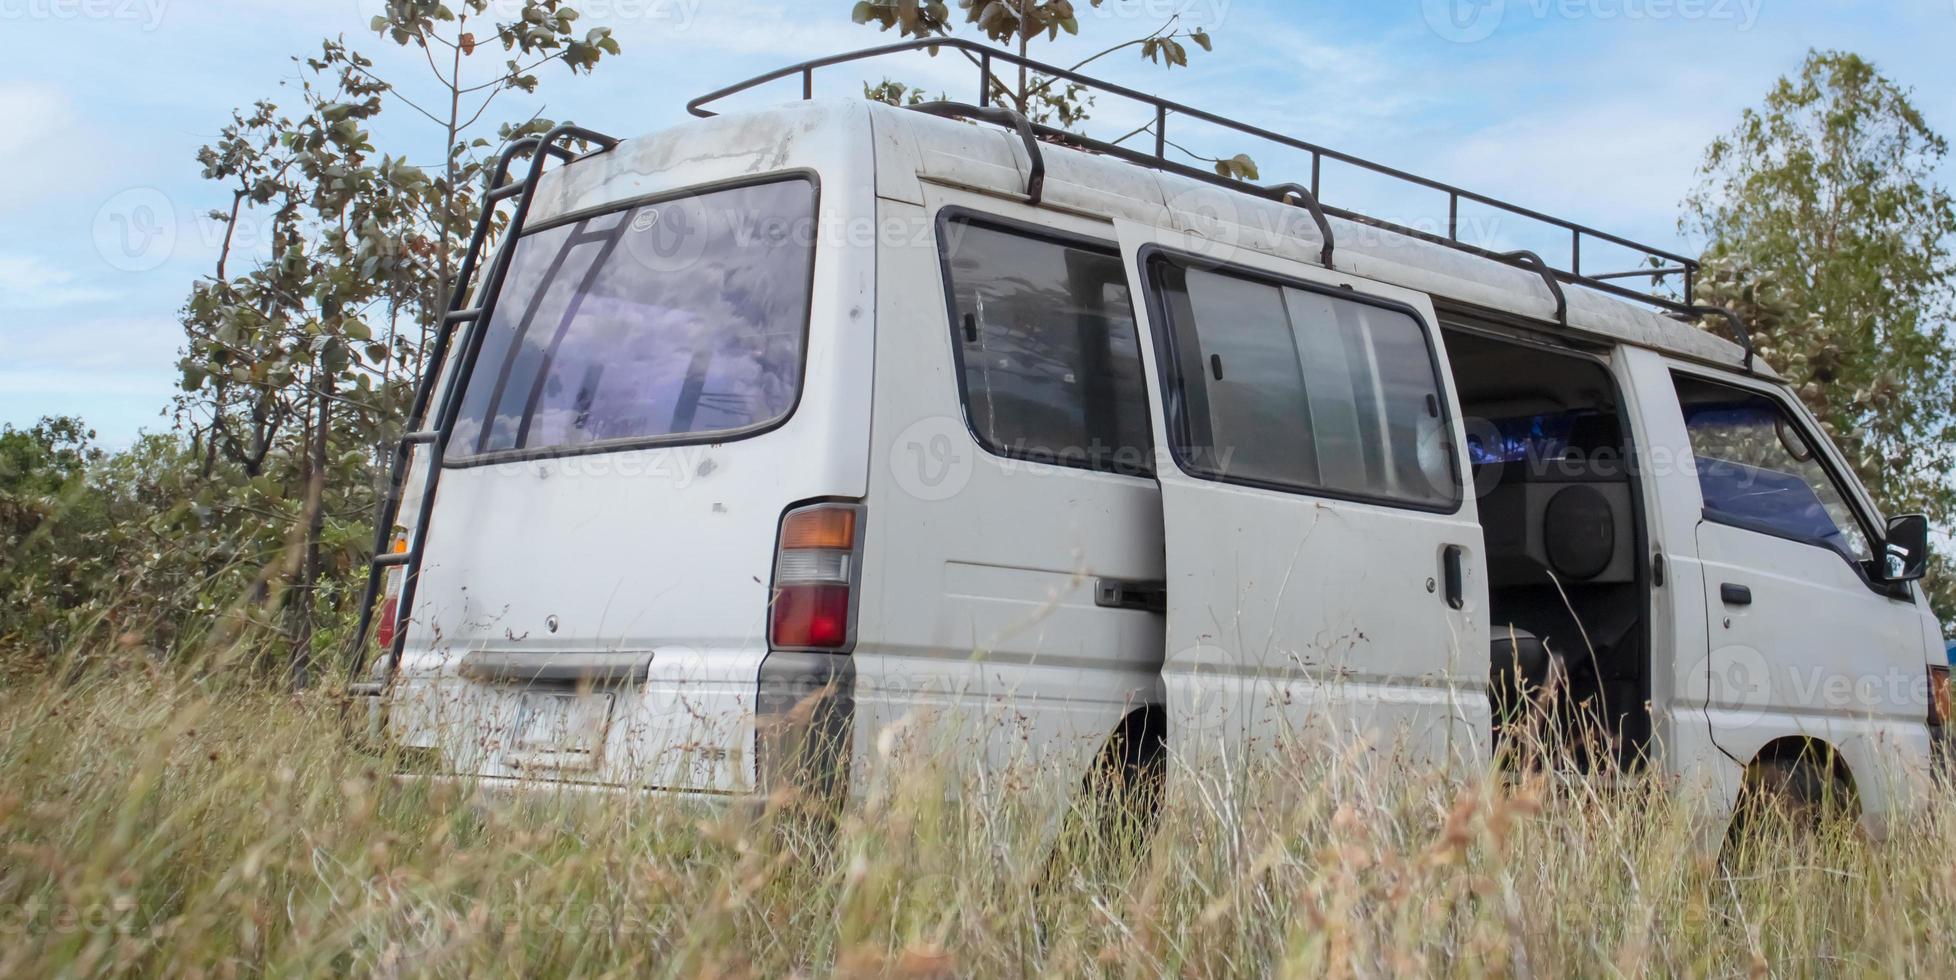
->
(1674, 374, 1872, 561)
(1147, 256, 1459, 509)
(940, 217, 1153, 476)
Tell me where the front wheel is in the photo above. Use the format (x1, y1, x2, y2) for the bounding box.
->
(1725, 752, 1858, 857)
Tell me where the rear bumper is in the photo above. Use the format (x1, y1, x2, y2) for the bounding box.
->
(392, 772, 770, 816)
(348, 649, 855, 804)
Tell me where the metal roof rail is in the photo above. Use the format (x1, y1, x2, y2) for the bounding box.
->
(1500, 250, 1568, 325)
(911, 101, 1045, 205)
(1685, 305, 1757, 370)
(688, 39, 1755, 369)
(1265, 183, 1336, 269)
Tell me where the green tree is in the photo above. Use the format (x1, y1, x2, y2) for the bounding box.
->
(0, 418, 105, 660)
(177, 1, 622, 685)
(1684, 50, 1956, 631)
(848, 0, 1256, 179)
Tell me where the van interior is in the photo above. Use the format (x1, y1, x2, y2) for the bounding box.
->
(1441, 326, 1652, 770)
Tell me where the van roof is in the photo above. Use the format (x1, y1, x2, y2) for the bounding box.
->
(528, 83, 1759, 375)
(865, 99, 1757, 372)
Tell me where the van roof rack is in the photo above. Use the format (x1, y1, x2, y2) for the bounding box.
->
(689, 38, 1752, 365)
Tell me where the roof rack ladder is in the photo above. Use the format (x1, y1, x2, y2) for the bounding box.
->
(346, 124, 620, 683)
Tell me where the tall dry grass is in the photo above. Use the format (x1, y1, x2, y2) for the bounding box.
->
(3, 662, 1953, 978)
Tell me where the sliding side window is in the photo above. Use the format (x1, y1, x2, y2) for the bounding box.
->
(940, 216, 1153, 476)
(1147, 255, 1458, 509)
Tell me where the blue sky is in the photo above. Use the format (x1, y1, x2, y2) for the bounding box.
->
(3, 0, 1953, 446)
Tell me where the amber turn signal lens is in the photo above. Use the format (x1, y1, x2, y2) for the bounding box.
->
(1930, 665, 1952, 728)
(780, 506, 857, 551)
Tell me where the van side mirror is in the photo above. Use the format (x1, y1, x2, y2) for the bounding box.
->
(1879, 514, 1931, 583)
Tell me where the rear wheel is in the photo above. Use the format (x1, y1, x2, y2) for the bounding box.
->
(1042, 709, 1166, 893)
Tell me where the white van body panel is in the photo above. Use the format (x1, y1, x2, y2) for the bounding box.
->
(853, 186, 1167, 807)
(1614, 346, 1744, 815)
(389, 103, 879, 794)
(1673, 362, 1933, 830)
(1111, 219, 1492, 773)
(1619, 344, 1935, 830)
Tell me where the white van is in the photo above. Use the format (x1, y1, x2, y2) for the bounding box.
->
(351, 41, 1951, 836)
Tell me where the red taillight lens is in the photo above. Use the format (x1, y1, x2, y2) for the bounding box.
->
(772, 583, 852, 650)
(374, 535, 408, 651)
(375, 594, 400, 651)
(770, 503, 862, 652)
(1930, 665, 1952, 728)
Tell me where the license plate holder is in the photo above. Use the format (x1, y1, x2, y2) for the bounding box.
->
(505, 691, 614, 771)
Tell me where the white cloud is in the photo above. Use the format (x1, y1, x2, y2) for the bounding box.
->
(0, 315, 183, 376)
(0, 83, 108, 213)
(0, 254, 116, 308)
(1432, 102, 1722, 227)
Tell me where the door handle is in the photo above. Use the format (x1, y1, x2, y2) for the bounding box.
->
(1720, 583, 1753, 606)
(1442, 546, 1466, 610)
(1095, 579, 1166, 614)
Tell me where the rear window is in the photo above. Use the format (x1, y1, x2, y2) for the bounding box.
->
(447, 178, 817, 461)
(1147, 255, 1459, 509)
(940, 217, 1153, 476)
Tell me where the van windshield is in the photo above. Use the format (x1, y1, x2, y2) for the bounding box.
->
(447, 178, 818, 460)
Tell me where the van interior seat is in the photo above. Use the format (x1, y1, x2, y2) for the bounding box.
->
(1482, 456, 1640, 707)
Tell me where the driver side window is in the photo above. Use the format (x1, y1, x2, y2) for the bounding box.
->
(1674, 374, 1871, 562)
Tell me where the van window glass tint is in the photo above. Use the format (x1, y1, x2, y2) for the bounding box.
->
(1150, 258, 1457, 507)
(447, 178, 817, 459)
(942, 219, 1152, 475)
(1675, 375, 1871, 561)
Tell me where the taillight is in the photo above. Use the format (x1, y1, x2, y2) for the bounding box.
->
(770, 503, 863, 652)
(1930, 665, 1952, 729)
(375, 535, 408, 652)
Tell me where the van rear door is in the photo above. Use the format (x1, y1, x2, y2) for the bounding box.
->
(392, 175, 870, 792)
(1116, 220, 1490, 771)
